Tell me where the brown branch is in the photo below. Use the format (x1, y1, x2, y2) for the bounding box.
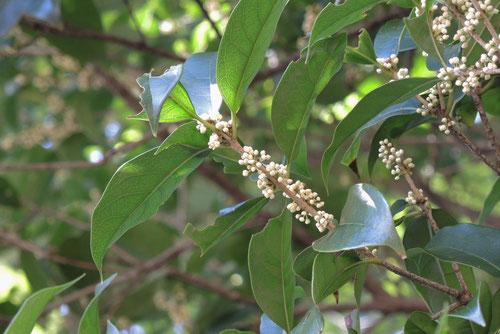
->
(194, 0, 222, 41)
(471, 87, 500, 165)
(19, 16, 186, 62)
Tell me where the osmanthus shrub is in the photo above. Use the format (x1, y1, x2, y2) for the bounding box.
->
(3, 0, 500, 333)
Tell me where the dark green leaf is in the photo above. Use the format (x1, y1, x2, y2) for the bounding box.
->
(422, 223, 500, 277)
(478, 177, 500, 225)
(249, 210, 294, 332)
(489, 289, 500, 334)
(181, 52, 222, 116)
(20, 252, 48, 291)
(137, 65, 183, 136)
(184, 196, 269, 255)
(307, 0, 383, 60)
(342, 132, 362, 168)
(211, 147, 246, 174)
(291, 307, 323, 334)
(272, 34, 346, 163)
(156, 121, 209, 154)
(217, 0, 289, 113)
(391, 199, 408, 216)
(313, 183, 405, 254)
(5, 275, 84, 334)
(404, 311, 437, 334)
(0, 177, 20, 207)
(404, 12, 446, 65)
(450, 282, 490, 327)
(426, 44, 461, 71)
(311, 252, 359, 305)
(321, 77, 439, 188)
(78, 274, 117, 334)
(91, 145, 209, 275)
(290, 140, 311, 179)
(293, 246, 317, 282)
(345, 29, 377, 65)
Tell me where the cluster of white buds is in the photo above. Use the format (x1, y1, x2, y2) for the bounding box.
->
(439, 117, 456, 135)
(196, 113, 233, 150)
(431, 5, 451, 42)
(415, 0, 428, 16)
(396, 68, 410, 79)
(416, 86, 439, 116)
(376, 54, 399, 73)
(378, 139, 415, 180)
(451, 0, 499, 48)
(405, 189, 427, 205)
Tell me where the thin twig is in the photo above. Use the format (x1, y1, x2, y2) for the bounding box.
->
(194, 0, 222, 40)
(19, 16, 186, 62)
(121, 0, 146, 43)
(470, 0, 500, 45)
(471, 87, 500, 165)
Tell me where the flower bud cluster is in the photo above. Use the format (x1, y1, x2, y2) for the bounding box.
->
(416, 86, 439, 116)
(431, 5, 451, 42)
(405, 189, 427, 205)
(378, 139, 415, 180)
(439, 117, 456, 135)
(451, 0, 499, 48)
(396, 68, 410, 79)
(196, 113, 233, 149)
(376, 54, 399, 73)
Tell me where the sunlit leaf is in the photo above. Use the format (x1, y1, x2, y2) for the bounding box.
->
(291, 306, 323, 334)
(313, 183, 405, 254)
(156, 121, 209, 154)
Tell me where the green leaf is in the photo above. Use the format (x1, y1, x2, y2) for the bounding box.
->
(489, 289, 500, 334)
(78, 274, 117, 334)
(291, 306, 323, 334)
(422, 223, 500, 277)
(217, 0, 289, 113)
(307, 0, 383, 60)
(290, 140, 311, 179)
(425, 43, 460, 71)
(156, 121, 209, 154)
(106, 321, 120, 334)
(181, 52, 222, 116)
(91, 145, 209, 275)
(249, 210, 294, 332)
(0, 177, 20, 207)
(5, 275, 84, 334)
(404, 311, 437, 334)
(272, 34, 346, 163)
(220, 330, 255, 334)
(374, 19, 416, 58)
(211, 147, 246, 174)
(341, 132, 362, 168)
(313, 183, 405, 254)
(127, 83, 196, 123)
(137, 65, 184, 136)
(404, 210, 476, 313)
(345, 29, 377, 65)
(293, 246, 317, 282)
(478, 177, 500, 225)
(321, 77, 439, 188)
(354, 264, 368, 309)
(311, 252, 359, 305)
(404, 12, 446, 65)
(450, 282, 490, 327)
(184, 196, 269, 255)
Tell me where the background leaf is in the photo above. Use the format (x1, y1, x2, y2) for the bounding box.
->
(291, 306, 323, 334)
(249, 211, 294, 332)
(478, 177, 500, 225)
(216, 0, 288, 112)
(404, 311, 437, 334)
